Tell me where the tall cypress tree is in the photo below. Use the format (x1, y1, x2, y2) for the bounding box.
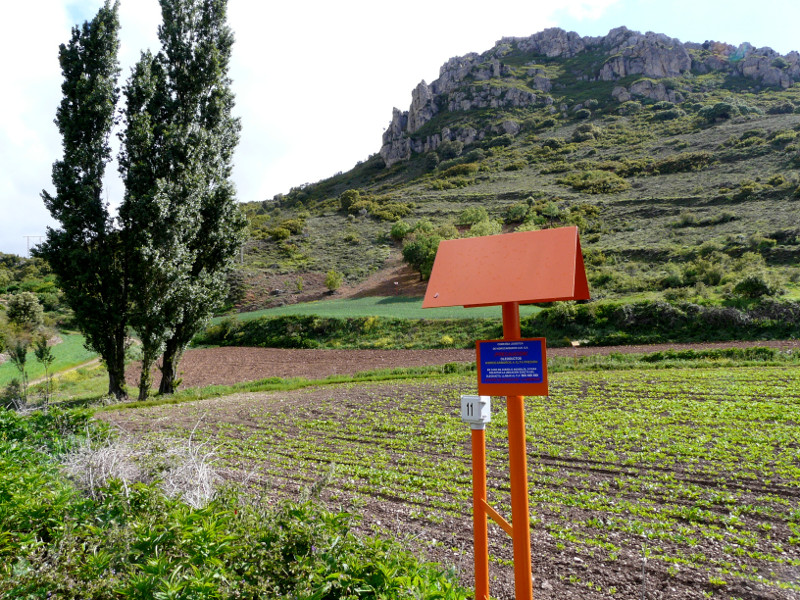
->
(151, 0, 246, 395)
(118, 51, 196, 401)
(36, 1, 129, 400)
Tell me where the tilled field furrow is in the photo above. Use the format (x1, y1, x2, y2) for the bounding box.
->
(102, 363, 800, 600)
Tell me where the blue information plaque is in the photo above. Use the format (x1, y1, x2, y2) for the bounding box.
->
(476, 338, 548, 396)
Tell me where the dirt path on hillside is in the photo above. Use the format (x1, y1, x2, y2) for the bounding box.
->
(125, 340, 800, 390)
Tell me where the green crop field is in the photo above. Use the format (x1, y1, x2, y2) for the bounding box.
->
(103, 363, 800, 598)
(0, 333, 96, 387)
(218, 295, 542, 322)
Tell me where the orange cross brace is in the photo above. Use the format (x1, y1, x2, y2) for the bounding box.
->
(482, 499, 513, 537)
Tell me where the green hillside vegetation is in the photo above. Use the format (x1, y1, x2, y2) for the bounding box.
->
(0, 253, 69, 320)
(234, 34, 800, 347)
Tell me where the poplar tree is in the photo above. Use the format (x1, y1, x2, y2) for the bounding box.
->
(36, 1, 129, 400)
(121, 0, 245, 396)
(118, 51, 192, 401)
(40, 0, 244, 402)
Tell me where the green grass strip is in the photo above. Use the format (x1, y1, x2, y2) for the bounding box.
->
(216, 295, 542, 322)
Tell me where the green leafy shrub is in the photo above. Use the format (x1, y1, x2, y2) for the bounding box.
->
(370, 201, 414, 221)
(339, 189, 361, 211)
(734, 179, 761, 201)
(402, 233, 441, 280)
(557, 170, 630, 194)
(652, 101, 675, 110)
(571, 123, 602, 142)
(424, 151, 439, 170)
(653, 151, 713, 174)
(0, 410, 469, 599)
(699, 102, 737, 122)
(437, 139, 463, 159)
(438, 162, 479, 178)
(466, 219, 502, 237)
(504, 203, 529, 223)
(486, 133, 514, 148)
(390, 220, 412, 241)
(540, 161, 572, 174)
(651, 108, 685, 121)
(325, 269, 344, 292)
(456, 206, 489, 226)
(435, 222, 459, 239)
(733, 273, 780, 299)
(618, 101, 642, 115)
(270, 227, 291, 241)
(7, 292, 44, 329)
(542, 138, 565, 150)
(767, 102, 795, 115)
(279, 218, 305, 235)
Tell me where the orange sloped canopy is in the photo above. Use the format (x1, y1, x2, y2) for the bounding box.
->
(422, 226, 590, 308)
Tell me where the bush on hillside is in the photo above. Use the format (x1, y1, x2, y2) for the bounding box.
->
(438, 162, 479, 178)
(437, 140, 463, 160)
(651, 108, 685, 121)
(571, 123, 602, 142)
(390, 220, 412, 241)
(654, 151, 713, 174)
(557, 170, 630, 194)
(325, 269, 344, 292)
(733, 273, 781, 299)
(466, 219, 502, 237)
(7, 292, 44, 329)
(504, 203, 529, 223)
(456, 206, 489, 226)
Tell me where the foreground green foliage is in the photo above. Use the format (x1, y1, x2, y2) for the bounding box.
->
(0, 409, 467, 599)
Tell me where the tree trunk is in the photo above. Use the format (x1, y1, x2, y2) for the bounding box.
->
(106, 327, 129, 402)
(138, 358, 153, 402)
(158, 336, 182, 395)
(107, 362, 128, 401)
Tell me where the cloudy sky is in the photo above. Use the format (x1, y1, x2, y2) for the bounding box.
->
(2, 0, 799, 256)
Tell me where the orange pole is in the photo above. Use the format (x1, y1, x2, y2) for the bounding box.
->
(502, 302, 534, 600)
(471, 427, 490, 600)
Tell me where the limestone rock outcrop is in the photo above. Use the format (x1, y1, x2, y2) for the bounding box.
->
(379, 26, 800, 167)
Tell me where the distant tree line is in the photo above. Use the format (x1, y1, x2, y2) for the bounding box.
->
(36, 0, 245, 402)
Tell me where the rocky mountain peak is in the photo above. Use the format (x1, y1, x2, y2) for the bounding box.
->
(379, 26, 800, 167)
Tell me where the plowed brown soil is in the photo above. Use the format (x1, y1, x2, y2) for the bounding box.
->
(126, 340, 800, 389)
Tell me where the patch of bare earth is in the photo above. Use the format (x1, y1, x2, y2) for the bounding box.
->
(235, 251, 425, 311)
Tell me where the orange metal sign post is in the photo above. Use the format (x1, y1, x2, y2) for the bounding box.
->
(423, 226, 589, 600)
(471, 426, 490, 600)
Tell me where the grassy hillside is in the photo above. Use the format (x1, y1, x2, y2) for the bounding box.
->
(236, 35, 800, 318)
